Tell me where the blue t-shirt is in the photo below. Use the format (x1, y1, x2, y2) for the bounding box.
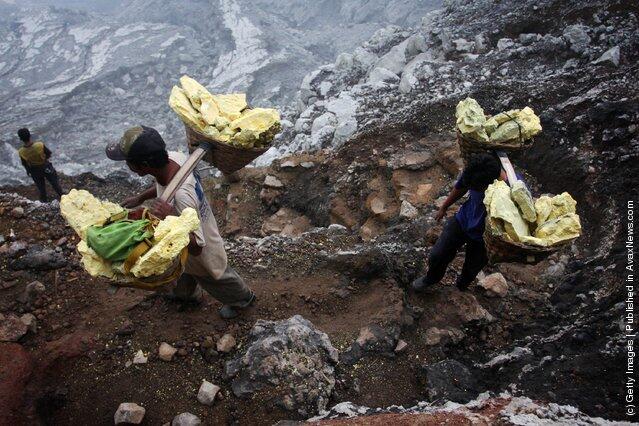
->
(454, 171, 524, 241)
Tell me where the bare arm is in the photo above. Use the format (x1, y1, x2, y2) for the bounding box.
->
(435, 186, 467, 222)
(121, 186, 157, 208)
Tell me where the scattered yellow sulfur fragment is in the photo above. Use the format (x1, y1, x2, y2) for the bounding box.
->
(60, 189, 124, 239)
(456, 97, 489, 143)
(511, 181, 536, 223)
(130, 208, 200, 278)
(484, 180, 531, 242)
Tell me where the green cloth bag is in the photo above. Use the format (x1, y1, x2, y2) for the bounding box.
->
(86, 219, 153, 262)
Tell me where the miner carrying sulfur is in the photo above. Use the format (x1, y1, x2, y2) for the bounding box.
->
(17, 127, 64, 202)
(105, 126, 255, 319)
(412, 153, 512, 292)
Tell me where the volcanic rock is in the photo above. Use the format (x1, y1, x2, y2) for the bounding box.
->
(225, 315, 338, 416)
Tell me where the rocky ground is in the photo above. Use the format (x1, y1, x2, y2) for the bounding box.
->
(1, 0, 638, 425)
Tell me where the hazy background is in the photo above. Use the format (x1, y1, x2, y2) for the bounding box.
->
(0, 0, 441, 184)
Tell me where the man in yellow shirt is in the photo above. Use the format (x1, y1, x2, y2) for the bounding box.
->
(17, 128, 63, 202)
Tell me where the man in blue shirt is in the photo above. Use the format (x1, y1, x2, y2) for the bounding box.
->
(411, 153, 504, 292)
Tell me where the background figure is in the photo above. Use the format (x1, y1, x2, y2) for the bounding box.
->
(17, 128, 63, 202)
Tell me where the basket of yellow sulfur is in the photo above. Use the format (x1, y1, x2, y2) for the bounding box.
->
(482, 178, 581, 265)
(169, 75, 281, 175)
(60, 189, 199, 291)
(455, 97, 539, 165)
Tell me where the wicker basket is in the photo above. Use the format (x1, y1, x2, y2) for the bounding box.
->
(457, 130, 533, 166)
(483, 221, 574, 265)
(184, 124, 269, 175)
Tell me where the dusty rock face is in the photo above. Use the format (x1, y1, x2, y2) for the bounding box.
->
(225, 315, 339, 416)
(310, 394, 616, 425)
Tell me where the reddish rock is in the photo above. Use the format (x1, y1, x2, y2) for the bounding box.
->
(261, 208, 311, 237)
(0, 343, 33, 425)
(329, 197, 359, 230)
(360, 217, 385, 241)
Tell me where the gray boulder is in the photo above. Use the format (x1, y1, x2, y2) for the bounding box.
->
(373, 37, 412, 75)
(563, 24, 591, 53)
(352, 47, 378, 71)
(225, 315, 338, 416)
(11, 245, 66, 271)
(367, 67, 400, 84)
(592, 46, 620, 67)
(399, 53, 432, 93)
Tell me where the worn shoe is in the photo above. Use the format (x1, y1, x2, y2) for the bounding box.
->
(219, 292, 256, 319)
(411, 276, 432, 293)
(219, 305, 239, 319)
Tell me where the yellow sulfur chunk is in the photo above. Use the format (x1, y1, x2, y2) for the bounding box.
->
(230, 108, 280, 131)
(230, 128, 261, 148)
(548, 192, 577, 221)
(484, 180, 531, 242)
(213, 116, 230, 131)
(169, 86, 206, 130)
(534, 195, 553, 228)
(521, 213, 581, 247)
(456, 97, 489, 143)
(179, 75, 211, 109)
(130, 208, 200, 278)
(77, 240, 117, 279)
(200, 97, 220, 125)
(511, 181, 537, 223)
(484, 109, 519, 134)
(60, 189, 124, 239)
(489, 107, 542, 144)
(213, 93, 247, 121)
